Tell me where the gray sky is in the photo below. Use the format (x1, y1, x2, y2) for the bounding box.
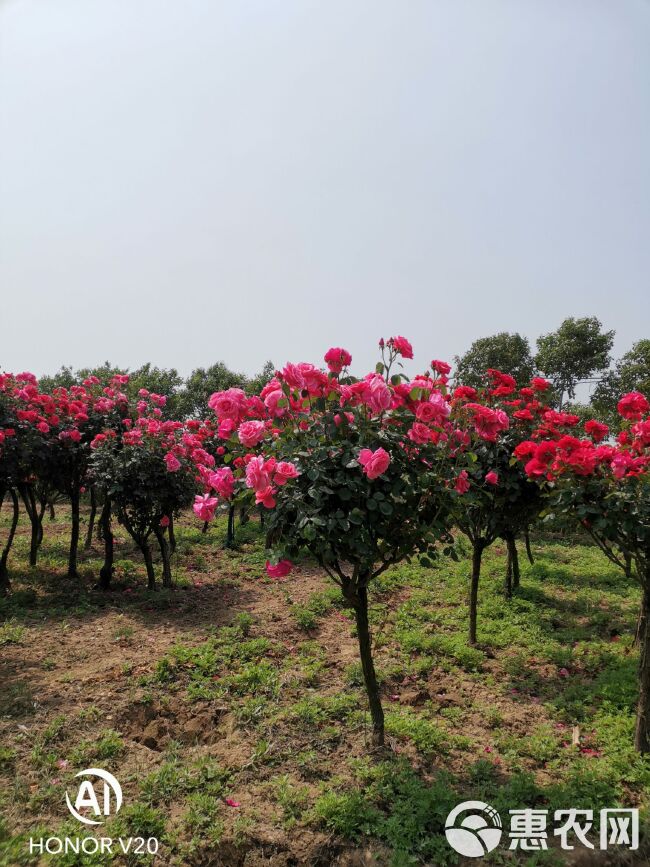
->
(1, 0, 649, 385)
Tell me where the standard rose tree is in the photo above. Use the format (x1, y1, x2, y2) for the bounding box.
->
(450, 371, 555, 644)
(517, 391, 650, 752)
(220, 338, 464, 746)
(90, 410, 197, 589)
(0, 375, 24, 592)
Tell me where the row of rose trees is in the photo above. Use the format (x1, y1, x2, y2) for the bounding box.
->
(1, 339, 649, 751)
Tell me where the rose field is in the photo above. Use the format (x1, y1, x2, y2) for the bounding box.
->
(1, 337, 649, 865)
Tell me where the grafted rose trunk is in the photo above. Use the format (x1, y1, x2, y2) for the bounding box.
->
(140, 541, 156, 591)
(98, 499, 113, 591)
(168, 515, 176, 554)
(346, 581, 384, 746)
(524, 528, 534, 565)
(0, 489, 19, 595)
(635, 578, 650, 753)
(154, 527, 173, 588)
(84, 487, 97, 550)
(67, 489, 81, 579)
(224, 504, 236, 548)
(505, 533, 520, 595)
(469, 540, 484, 646)
(19, 484, 43, 567)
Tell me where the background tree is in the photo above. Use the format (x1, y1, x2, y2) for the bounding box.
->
(38, 366, 76, 392)
(126, 364, 184, 418)
(247, 360, 275, 396)
(177, 362, 249, 419)
(593, 340, 650, 430)
(535, 317, 614, 409)
(454, 332, 535, 388)
(41, 364, 183, 417)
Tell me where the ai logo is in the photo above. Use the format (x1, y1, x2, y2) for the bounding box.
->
(445, 800, 503, 857)
(65, 768, 123, 826)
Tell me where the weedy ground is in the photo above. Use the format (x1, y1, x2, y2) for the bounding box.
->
(0, 504, 648, 866)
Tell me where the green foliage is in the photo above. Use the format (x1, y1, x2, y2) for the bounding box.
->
(266, 401, 456, 584)
(535, 316, 615, 404)
(91, 434, 196, 544)
(454, 331, 535, 388)
(177, 362, 250, 419)
(593, 339, 650, 429)
(313, 760, 459, 865)
(0, 620, 25, 645)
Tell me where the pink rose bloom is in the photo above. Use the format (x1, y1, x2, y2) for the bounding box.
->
(210, 466, 235, 499)
(431, 359, 451, 375)
(324, 347, 352, 374)
(191, 448, 214, 467)
(415, 402, 438, 423)
(611, 453, 632, 479)
(159, 515, 170, 527)
(485, 471, 499, 486)
(36, 421, 50, 434)
(358, 447, 390, 480)
(281, 362, 306, 390)
(208, 388, 247, 421)
(416, 392, 450, 423)
(265, 559, 292, 578)
(408, 423, 431, 445)
(618, 391, 649, 421)
(274, 461, 300, 486)
(218, 418, 237, 439)
(297, 362, 327, 394)
(263, 387, 285, 417)
(164, 452, 181, 472)
(255, 486, 277, 508)
(237, 420, 266, 448)
(193, 494, 218, 522)
(455, 470, 470, 494)
(366, 376, 392, 414)
(245, 455, 272, 491)
(466, 404, 510, 441)
(389, 335, 413, 359)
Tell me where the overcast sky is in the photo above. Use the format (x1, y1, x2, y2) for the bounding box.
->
(1, 0, 648, 384)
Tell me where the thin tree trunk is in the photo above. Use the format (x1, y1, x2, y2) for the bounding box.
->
(31, 486, 43, 562)
(19, 484, 41, 567)
(84, 487, 97, 550)
(154, 527, 173, 588)
(140, 541, 156, 590)
(202, 520, 209, 535)
(168, 515, 176, 554)
(505, 539, 513, 599)
(37, 495, 47, 538)
(469, 540, 484, 646)
(49, 501, 56, 521)
(0, 489, 19, 595)
(67, 489, 81, 579)
(524, 527, 534, 565)
(98, 499, 113, 590)
(350, 583, 384, 746)
(224, 504, 236, 548)
(508, 534, 520, 589)
(634, 580, 650, 753)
